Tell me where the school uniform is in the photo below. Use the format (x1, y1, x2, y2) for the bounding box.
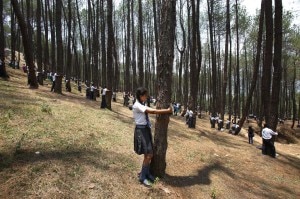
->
(132, 100, 152, 155)
(262, 127, 278, 158)
(101, 88, 108, 108)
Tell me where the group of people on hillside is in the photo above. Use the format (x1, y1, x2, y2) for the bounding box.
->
(208, 113, 278, 158)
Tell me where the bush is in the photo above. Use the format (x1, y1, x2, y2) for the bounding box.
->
(41, 103, 52, 114)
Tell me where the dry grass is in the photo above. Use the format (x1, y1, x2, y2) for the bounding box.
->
(1, 67, 300, 199)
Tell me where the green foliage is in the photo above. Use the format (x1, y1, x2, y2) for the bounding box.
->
(211, 187, 217, 199)
(40, 103, 52, 114)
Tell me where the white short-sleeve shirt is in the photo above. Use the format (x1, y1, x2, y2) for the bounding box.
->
(132, 101, 148, 125)
(102, 88, 107, 95)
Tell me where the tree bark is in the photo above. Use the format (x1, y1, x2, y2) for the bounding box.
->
(107, 0, 113, 93)
(261, 0, 273, 124)
(11, 0, 38, 88)
(55, 0, 63, 93)
(151, 0, 176, 178)
(138, 0, 144, 86)
(269, 0, 282, 131)
(238, 0, 265, 130)
(0, 0, 8, 78)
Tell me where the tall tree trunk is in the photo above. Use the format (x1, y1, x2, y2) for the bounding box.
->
(261, 0, 273, 124)
(36, 0, 42, 73)
(107, 0, 113, 90)
(238, 0, 265, 130)
(65, 0, 72, 92)
(0, 0, 8, 78)
(153, 0, 159, 60)
(43, 0, 49, 71)
(49, 1, 56, 72)
(269, 0, 282, 131)
(234, 0, 240, 118)
(11, 0, 38, 88)
(221, 0, 230, 120)
(175, 0, 186, 104)
(291, 57, 297, 129)
(55, 0, 63, 93)
(138, 0, 144, 86)
(207, 0, 217, 114)
(100, 0, 106, 86)
(189, 0, 197, 110)
(151, 0, 176, 178)
(131, 0, 137, 91)
(125, 0, 131, 92)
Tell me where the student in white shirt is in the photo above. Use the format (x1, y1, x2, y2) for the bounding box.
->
(100, 86, 108, 108)
(262, 124, 278, 158)
(133, 87, 172, 187)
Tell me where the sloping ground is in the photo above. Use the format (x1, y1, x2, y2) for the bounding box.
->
(0, 67, 299, 199)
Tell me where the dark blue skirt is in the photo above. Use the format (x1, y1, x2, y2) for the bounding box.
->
(134, 126, 153, 155)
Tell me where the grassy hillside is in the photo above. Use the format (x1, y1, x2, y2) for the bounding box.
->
(1, 67, 300, 199)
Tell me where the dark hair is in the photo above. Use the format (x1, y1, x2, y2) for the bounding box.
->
(264, 123, 269, 128)
(136, 87, 148, 103)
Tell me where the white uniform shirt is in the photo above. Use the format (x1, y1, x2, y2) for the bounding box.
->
(91, 85, 95, 92)
(102, 88, 107, 95)
(132, 101, 148, 125)
(52, 73, 56, 82)
(262, 127, 278, 140)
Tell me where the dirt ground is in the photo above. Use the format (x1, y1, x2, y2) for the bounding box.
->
(0, 67, 299, 199)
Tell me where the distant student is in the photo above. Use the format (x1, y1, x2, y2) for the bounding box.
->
(112, 91, 116, 102)
(132, 87, 172, 187)
(51, 73, 56, 92)
(248, 126, 254, 144)
(100, 86, 108, 108)
(90, 83, 96, 100)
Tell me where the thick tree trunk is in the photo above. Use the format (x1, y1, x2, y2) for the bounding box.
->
(151, 0, 176, 178)
(11, 0, 38, 88)
(261, 0, 273, 124)
(269, 0, 282, 131)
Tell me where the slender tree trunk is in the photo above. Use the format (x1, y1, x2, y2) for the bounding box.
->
(107, 0, 113, 91)
(175, 0, 186, 103)
(125, 0, 131, 92)
(138, 0, 144, 86)
(234, 0, 240, 117)
(100, 0, 106, 86)
(55, 0, 63, 93)
(131, 0, 137, 91)
(49, 1, 55, 72)
(43, 1, 49, 70)
(0, 0, 8, 78)
(151, 0, 176, 178)
(221, 0, 230, 120)
(291, 57, 297, 129)
(36, 0, 42, 73)
(153, 0, 159, 60)
(238, 0, 265, 130)
(207, 0, 217, 114)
